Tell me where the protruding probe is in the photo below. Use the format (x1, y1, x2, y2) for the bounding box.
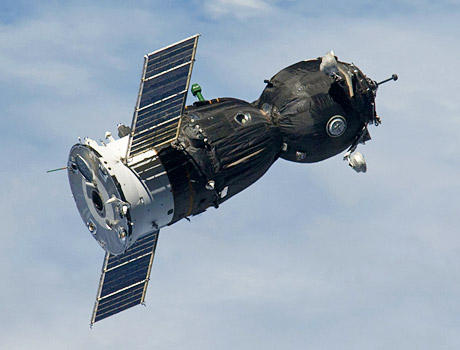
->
(377, 74, 398, 86)
(191, 83, 205, 102)
(46, 167, 68, 173)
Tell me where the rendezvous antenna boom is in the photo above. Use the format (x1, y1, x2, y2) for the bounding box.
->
(66, 35, 396, 325)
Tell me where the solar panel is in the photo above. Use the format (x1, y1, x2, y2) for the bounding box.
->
(91, 230, 159, 325)
(127, 34, 199, 158)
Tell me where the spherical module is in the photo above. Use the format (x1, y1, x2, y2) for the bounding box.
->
(254, 58, 375, 163)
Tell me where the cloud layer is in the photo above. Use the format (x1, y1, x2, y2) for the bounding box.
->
(1, 1, 459, 349)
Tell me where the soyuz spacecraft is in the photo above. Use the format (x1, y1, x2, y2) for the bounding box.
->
(67, 34, 397, 325)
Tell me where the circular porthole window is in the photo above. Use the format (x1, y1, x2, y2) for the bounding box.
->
(234, 112, 251, 125)
(326, 115, 347, 137)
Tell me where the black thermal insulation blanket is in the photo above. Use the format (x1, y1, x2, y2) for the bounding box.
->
(255, 59, 375, 163)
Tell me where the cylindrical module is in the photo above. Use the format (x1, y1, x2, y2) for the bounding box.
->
(162, 98, 283, 224)
(68, 137, 175, 255)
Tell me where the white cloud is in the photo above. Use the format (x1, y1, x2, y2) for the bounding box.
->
(202, 0, 276, 19)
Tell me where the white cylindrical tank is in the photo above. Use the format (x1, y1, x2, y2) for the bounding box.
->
(68, 136, 174, 255)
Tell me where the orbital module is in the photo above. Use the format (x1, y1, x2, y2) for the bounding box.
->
(66, 35, 396, 325)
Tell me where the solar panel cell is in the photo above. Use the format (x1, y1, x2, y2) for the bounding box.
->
(135, 94, 184, 132)
(105, 232, 157, 270)
(91, 231, 159, 325)
(145, 39, 196, 78)
(139, 65, 190, 108)
(127, 34, 199, 158)
(94, 284, 145, 322)
(100, 255, 151, 297)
